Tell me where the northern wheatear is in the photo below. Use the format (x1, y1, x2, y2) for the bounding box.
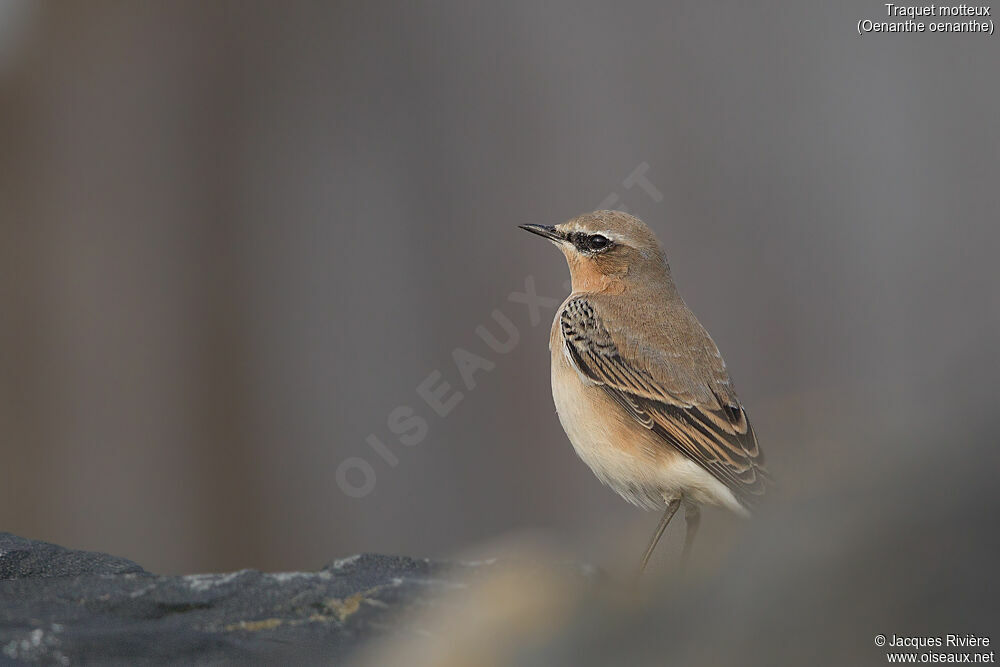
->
(520, 211, 769, 573)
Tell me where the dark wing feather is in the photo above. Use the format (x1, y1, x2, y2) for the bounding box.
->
(560, 297, 768, 506)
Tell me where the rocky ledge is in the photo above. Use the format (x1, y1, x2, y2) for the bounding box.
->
(0, 533, 580, 665)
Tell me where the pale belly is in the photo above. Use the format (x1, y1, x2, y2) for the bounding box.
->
(549, 333, 746, 515)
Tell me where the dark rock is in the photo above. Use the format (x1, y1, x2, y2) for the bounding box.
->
(0, 534, 592, 665)
(0, 534, 147, 580)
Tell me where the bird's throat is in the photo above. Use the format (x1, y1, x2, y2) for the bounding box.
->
(566, 257, 628, 294)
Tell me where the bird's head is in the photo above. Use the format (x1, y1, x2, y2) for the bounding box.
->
(519, 210, 670, 294)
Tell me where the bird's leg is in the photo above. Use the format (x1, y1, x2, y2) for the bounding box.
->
(680, 503, 701, 570)
(638, 496, 682, 575)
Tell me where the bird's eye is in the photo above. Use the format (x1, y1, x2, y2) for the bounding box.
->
(588, 234, 611, 251)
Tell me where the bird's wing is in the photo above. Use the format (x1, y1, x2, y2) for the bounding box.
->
(559, 296, 768, 506)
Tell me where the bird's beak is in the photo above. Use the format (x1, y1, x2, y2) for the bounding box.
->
(518, 224, 564, 243)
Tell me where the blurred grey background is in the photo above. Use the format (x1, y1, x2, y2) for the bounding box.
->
(1, 0, 997, 613)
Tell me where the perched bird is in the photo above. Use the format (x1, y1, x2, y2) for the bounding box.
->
(519, 211, 768, 573)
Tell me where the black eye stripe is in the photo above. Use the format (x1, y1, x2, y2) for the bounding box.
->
(572, 233, 613, 253)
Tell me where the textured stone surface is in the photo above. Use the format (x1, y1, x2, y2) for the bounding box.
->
(0, 533, 574, 665)
(0, 534, 147, 581)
